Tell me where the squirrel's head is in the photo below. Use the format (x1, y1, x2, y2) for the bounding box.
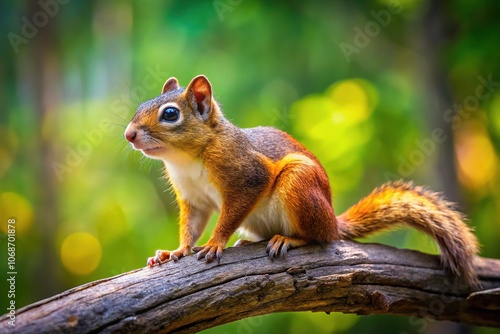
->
(124, 75, 222, 161)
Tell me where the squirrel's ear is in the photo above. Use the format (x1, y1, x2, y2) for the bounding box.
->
(161, 77, 179, 94)
(185, 75, 213, 119)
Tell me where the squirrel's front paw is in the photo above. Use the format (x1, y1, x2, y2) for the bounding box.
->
(147, 246, 191, 267)
(192, 243, 224, 263)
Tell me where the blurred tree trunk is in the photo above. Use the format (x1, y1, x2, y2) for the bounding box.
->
(417, 0, 460, 201)
(417, 1, 470, 334)
(25, 0, 63, 299)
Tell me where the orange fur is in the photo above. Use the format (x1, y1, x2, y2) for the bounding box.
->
(126, 75, 480, 287)
(273, 153, 338, 242)
(338, 181, 479, 286)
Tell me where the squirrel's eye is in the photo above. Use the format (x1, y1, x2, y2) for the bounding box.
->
(161, 107, 180, 123)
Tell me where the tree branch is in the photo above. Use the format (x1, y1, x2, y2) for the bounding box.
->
(2, 241, 500, 333)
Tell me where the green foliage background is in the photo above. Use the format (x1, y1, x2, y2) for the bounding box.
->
(1, 0, 499, 333)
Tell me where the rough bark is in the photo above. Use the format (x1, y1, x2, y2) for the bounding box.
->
(1, 241, 499, 333)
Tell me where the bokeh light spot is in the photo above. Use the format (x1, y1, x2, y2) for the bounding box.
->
(60, 232, 102, 275)
(327, 79, 376, 124)
(290, 79, 378, 193)
(455, 120, 498, 191)
(0, 192, 33, 235)
(0, 126, 18, 179)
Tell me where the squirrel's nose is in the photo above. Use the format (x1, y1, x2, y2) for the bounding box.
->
(125, 129, 137, 142)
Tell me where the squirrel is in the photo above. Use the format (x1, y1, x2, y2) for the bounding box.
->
(124, 75, 480, 287)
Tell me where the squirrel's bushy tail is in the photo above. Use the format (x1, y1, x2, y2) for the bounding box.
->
(337, 180, 479, 287)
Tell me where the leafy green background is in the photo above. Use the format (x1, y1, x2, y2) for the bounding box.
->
(1, 0, 499, 333)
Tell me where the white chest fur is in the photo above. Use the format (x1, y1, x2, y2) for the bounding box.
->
(164, 158, 222, 210)
(239, 193, 293, 241)
(163, 153, 294, 242)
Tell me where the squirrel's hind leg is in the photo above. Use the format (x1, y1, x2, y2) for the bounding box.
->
(266, 235, 308, 258)
(273, 153, 340, 244)
(234, 239, 256, 247)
